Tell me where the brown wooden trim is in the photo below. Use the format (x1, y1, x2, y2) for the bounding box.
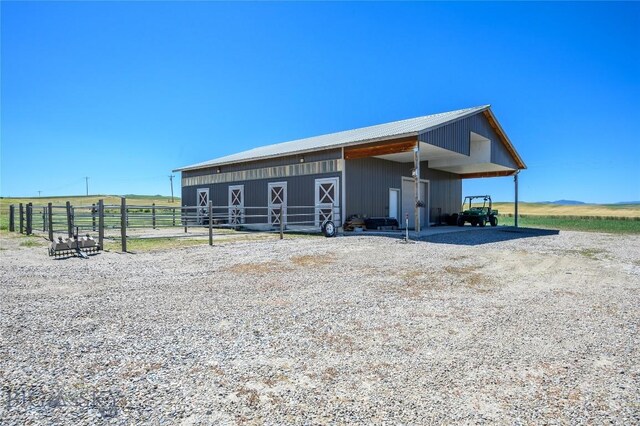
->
(460, 170, 518, 179)
(344, 136, 418, 160)
(482, 110, 526, 169)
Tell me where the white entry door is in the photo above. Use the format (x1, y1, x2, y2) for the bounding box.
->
(315, 177, 339, 227)
(228, 185, 244, 224)
(401, 178, 429, 229)
(268, 182, 287, 226)
(389, 188, 400, 221)
(197, 188, 209, 224)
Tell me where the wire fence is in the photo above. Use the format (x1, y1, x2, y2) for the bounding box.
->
(7, 198, 342, 252)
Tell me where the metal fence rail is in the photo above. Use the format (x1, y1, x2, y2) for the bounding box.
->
(7, 197, 341, 252)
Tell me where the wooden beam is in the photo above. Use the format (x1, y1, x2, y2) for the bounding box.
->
(344, 136, 418, 160)
(460, 170, 517, 179)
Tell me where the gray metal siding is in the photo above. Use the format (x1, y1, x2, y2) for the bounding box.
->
(345, 157, 461, 220)
(182, 148, 342, 178)
(419, 112, 519, 169)
(182, 172, 341, 224)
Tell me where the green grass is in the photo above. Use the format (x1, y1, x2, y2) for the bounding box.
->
(498, 215, 640, 234)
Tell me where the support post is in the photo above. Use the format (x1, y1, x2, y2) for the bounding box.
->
(184, 206, 187, 233)
(208, 201, 213, 246)
(414, 142, 421, 235)
(120, 197, 127, 252)
(92, 203, 97, 231)
(9, 205, 15, 232)
(172, 208, 176, 227)
(19, 203, 24, 234)
(98, 199, 104, 250)
(279, 208, 284, 240)
(66, 201, 73, 238)
(26, 203, 32, 235)
(514, 171, 519, 228)
(42, 207, 46, 232)
(152, 203, 156, 229)
(47, 203, 54, 242)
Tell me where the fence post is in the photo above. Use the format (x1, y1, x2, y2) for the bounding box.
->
(47, 203, 54, 242)
(208, 201, 213, 246)
(92, 203, 97, 231)
(279, 208, 284, 240)
(98, 199, 104, 250)
(42, 207, 46, 232)
(19, 203, 24, 234)
(184, 206, 187, 233)
(172, 208, 176, 227)
(120, 197, 127, 252)
(26, 203, 33, 235)
(66, 201, 73, 238)
(152, 203, 156, 229)
(9, 205, 15, 232)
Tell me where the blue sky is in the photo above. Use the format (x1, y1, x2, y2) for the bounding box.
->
(1, 2, 638, 203)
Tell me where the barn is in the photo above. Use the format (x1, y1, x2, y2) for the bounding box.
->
(174, 105, 526, 231)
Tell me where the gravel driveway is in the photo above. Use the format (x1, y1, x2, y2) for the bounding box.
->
(1, 229, 639, 424)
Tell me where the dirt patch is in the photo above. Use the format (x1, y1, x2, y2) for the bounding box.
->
(290, 254, 335, 267)
(228, 261, 291, 275)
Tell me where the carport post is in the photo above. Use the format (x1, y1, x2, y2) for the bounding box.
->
(120, 197, 127, 252)
(47, 203, 54, 242)
(208, 201, 213, 246)
(414, 142, 421, 235)
(279, 208, 284, 240)
(514, 171, 519, 228)
(98, 199, 104, 250)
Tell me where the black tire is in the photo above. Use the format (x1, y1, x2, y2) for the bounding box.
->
(490, 216, 498, 227)
(479, 218, 486, 227)
(457, 217, 465, 227)
(323, 221, 336, 237)
(471, 220, 478, 227)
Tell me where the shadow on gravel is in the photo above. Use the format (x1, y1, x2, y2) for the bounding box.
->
(421, 227, 560, 246)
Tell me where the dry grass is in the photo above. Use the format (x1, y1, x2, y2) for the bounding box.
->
(228, 262, 284, 275)
(442, 265, 494, 292)
(290, 254, 335, 267)
(492, 202, 640, 218)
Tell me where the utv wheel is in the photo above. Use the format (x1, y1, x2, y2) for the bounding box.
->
(457, 218, 465, 227)
(471, 220, 478, 227)
(479, 218, 486, 227)
(490, 216, 498, 227)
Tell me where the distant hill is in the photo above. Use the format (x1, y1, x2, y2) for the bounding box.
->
(540, 200, 586, 205)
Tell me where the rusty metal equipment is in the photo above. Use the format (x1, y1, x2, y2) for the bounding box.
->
(49, 227, 100, 258)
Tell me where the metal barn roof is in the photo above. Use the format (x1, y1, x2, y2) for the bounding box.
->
(175, 105, 491, 172)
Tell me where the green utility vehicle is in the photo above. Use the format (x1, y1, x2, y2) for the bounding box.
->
(457, 195, 498, 227)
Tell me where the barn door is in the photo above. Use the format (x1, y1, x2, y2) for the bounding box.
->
(228, 185, 244, 224)
(315, 177, 339, 227)
(197, 188, 209, 224)
(268, 182, 287, 226)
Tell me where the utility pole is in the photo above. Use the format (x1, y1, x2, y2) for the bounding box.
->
(85, 177, 89, 196)
(169, 175, 175, 203)
(38, 190, 42, 197)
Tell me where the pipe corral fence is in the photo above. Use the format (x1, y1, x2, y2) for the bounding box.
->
(6, 198, 341, 252)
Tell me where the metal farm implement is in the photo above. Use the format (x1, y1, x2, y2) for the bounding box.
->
(49, 229, 101, 259)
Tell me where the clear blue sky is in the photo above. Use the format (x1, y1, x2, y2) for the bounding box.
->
(1, 2, 638, 203)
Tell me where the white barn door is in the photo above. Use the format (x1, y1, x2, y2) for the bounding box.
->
(315, 177, 339, 227)
(268, 182, 287, 226)
(228, 185, 244, 224)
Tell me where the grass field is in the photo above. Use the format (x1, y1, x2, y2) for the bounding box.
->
(492, 202, 640, 218)
(498, 215, 640, 234)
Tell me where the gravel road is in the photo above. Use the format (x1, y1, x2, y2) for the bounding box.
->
(1, 229, 639, 424)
